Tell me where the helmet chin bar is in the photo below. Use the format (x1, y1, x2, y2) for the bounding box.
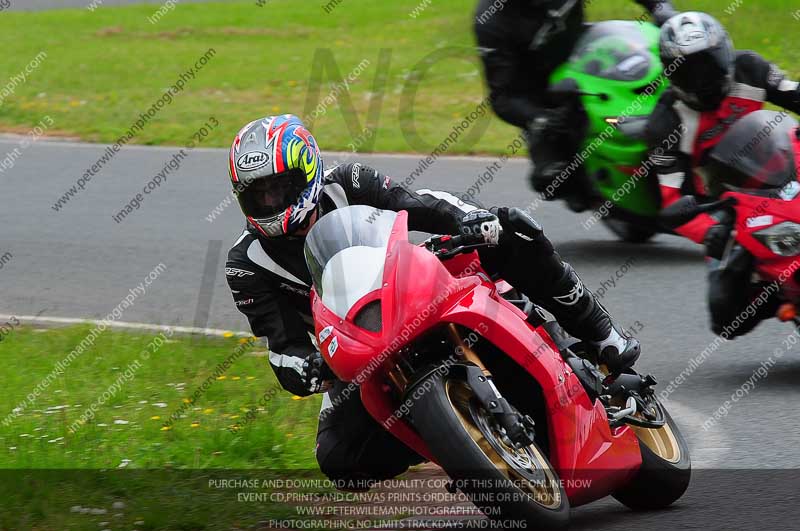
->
(295, 207, 316, 232)
(673, 81, 730, 112)
(249, 204, 319, 239)
(248, 212, 285, 238)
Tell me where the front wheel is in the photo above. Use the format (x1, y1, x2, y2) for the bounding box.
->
(612, 402, 691, 510)
(602, 219, 656, 244)
(409, 371, 570, 529)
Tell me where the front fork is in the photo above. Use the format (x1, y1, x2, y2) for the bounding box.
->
(446, 325, 537, 449)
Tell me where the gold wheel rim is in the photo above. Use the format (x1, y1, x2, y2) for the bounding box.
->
(631, 415, 682, 464)
(445, 380, 562, 509)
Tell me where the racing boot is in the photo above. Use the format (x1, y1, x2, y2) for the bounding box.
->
(543, 264, 641, 373)
(486, 207, 639, 372)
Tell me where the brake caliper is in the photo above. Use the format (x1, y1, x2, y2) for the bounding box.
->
(464, 364, 536, 449)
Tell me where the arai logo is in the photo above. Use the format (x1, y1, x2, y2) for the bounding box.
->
(237, 151, 270, 171)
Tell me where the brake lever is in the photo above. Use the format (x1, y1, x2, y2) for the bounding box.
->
(424, 235, 493, 259)
(423, 235, 456, 254)
(435, 243, 490, 260)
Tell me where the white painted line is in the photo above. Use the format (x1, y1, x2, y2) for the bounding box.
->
(1, 314, 733, 467)
(667, 400, 732, 468)
(0, 314, 252, 338)
(0, 136, 227, 155)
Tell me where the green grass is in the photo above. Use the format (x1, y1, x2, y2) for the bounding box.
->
(0, 1, 796, 154)
(0, 326, 327, 528)
(0, 326, 320, 469)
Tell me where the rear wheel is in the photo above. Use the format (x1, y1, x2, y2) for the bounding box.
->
(602, 219, 656, 244)
(612, 403, 691, 510)
(410, 371, 569, 529)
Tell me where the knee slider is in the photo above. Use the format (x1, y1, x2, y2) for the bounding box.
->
(316, 433, 409, 488)
(316, 432, 350, 480)
(317, 446, 372, 490)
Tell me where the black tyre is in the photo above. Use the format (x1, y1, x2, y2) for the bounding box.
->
(602, 219, 656, 244)
(409, 371, 570, 529)
(612, 404, 691, 510)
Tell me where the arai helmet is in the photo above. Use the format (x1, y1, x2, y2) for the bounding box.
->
(229, 114, 324, 237)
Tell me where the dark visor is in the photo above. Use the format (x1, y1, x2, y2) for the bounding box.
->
(705, 110, 798, 194)
(668, 50, 729, 95)
(236, 168, 308, 219)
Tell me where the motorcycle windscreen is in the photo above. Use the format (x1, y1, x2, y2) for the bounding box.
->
(569, 21, 652, 82)
(304, 205, 397, 318)
(705, 110, 799, 195)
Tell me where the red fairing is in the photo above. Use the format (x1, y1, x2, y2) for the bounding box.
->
(726, 136, 800, 301)
(729, 191, 800, 301)
(310, 210, 642, 507)
(311, 212, 480, 383)
(437, 286, 640, 505)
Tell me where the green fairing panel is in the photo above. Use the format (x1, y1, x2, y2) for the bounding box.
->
(549, 21, 666, 216)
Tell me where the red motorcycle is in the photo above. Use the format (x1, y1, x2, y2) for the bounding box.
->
(304, 204, 690, 527)
(662, 110, 800, 330)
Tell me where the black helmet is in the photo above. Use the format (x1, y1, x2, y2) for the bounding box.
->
(660, 12, 735, 111)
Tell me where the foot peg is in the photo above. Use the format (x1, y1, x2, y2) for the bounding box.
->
(607, 396, 637, 422)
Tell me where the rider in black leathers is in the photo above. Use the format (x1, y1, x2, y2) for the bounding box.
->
(647, 12, 800, 337)
(474, 0, 677, 203)
(225, 114, 642, 486)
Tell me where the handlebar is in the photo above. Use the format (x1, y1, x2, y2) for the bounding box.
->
(424, 233, 493, 259)
(697, 196, 738, 214)
(659, 196, 738, 229)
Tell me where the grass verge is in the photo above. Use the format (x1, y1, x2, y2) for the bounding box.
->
(0, 325, 328, 529)
(0, 1, 796, 154)
(0, 326, 320, 469)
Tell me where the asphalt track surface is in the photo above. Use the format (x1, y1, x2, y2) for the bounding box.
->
(3, 135, 800, 528)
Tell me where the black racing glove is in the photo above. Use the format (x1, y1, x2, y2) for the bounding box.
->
(527, 106, 572, 139)
(637, 0, 678, 25)
(460, 209, 503, 245)
(491, 207, 544, 243)
(301, 351, 336, 394)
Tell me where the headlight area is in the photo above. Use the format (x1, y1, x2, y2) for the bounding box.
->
(754, 222, 800, 256)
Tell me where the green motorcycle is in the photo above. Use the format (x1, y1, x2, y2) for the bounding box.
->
(546, 20, 669, 243)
